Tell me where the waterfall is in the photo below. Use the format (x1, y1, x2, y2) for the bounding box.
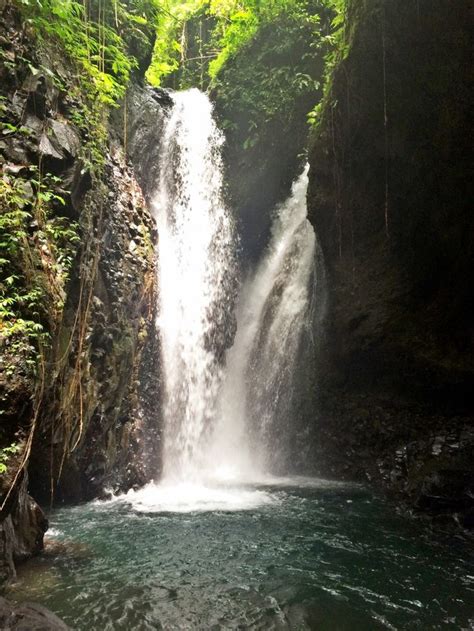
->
(138, 89, 316, 508)
(153, 89, 236, 483)
(213, 166, 316, 478)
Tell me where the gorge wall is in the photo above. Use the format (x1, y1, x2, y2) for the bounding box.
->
(307, 0, 473, 525)
(0, 3, 161, 582)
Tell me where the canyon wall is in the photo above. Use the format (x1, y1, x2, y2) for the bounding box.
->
(0, 3, 161, 581)
(307, 0, 473, 525)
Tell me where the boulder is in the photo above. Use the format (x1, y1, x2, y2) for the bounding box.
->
(0, 597, 70, 631)
(0, 475, 48, 583)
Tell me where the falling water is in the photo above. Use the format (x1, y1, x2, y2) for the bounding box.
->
(153, 89, 236, 484)
(213, 165, 316, 477)
(148, 89, 315, 506)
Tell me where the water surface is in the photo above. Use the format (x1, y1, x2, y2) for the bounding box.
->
(9, 479, 474, 630)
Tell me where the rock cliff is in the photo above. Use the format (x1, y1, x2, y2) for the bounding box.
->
(307, 0, 473, 526)
(0, 3, 161, 584)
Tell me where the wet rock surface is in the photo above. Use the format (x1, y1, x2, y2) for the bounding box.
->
(0, 3, 161, 580)
(28, 146, 161, 503)
(307, 0, 473, 525)
(118, 84, 170, 202)
(0, 596, 70, 630)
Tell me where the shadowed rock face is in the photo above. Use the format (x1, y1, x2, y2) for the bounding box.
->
(28, 145, 162, 504)
(0, 3, 162, 579)
(0, 4, 64, 583)
(118, 84, 172, 203)
(0, 596, 71, 630)
(0, 476, 48, 585)
(307, 0, 473, 524)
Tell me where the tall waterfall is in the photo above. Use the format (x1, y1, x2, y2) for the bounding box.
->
(147, 89, 315, 505)
(153, 89, 236, 483)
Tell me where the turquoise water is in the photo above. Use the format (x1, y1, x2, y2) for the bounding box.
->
(9, 480, 474, 630)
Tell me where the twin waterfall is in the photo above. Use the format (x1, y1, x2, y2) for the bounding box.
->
(154, 90, 236, 483)
(152, 89, 316, 495)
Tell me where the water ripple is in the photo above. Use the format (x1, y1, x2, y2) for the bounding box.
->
(8, 481, 474, 630)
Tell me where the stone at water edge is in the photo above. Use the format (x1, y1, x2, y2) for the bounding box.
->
(0, 596, 71, 630)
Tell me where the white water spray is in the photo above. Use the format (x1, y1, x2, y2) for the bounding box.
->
(128, 91, 316, 511)
(212, 165, 316, 477)
(153, 89, 236, 484)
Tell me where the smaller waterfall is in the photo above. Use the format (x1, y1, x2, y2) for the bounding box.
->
(213, 166, 316, 478)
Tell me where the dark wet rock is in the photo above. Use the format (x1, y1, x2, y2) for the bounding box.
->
(2, 137, 30, 164)
(417, 470, 474, 515)
(306, 0, 473, 524)
(0, 476, 47, 584)
(49, 120, 80, 157)
(0, 3, 162, 578)
(150, 87, 174, 108)
(0, 597, 70, 631)
(27, 144, 162, 504)
(114, 83, 170, 202)
(22, 74, 49, 119)
(39, 131, 64, 159)
(23, 114, 43, 134)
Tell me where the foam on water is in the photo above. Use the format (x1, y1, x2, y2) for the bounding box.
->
(44, 528, 63, 538)
(116, 481, 276, 513)
(107, 474, 351, 514)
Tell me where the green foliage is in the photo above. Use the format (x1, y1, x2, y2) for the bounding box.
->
(0, 443, 21, 475)
(0, 162, 79, 376)
(146, 1, 199, 86)
(147, 0, 336, 90)
(207, 3, 259, 79)
(144, 0, 340, 155)
(145, 0, 347, 133)
(12, 0, 163, 178)
(207, 1, 332, 152)
(69, 92, 109, 174)
(15, 0, 164, 173)
(18, 0, 161, 105)
(307, 0, 349, 129)
(208, 0, 330, 80)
